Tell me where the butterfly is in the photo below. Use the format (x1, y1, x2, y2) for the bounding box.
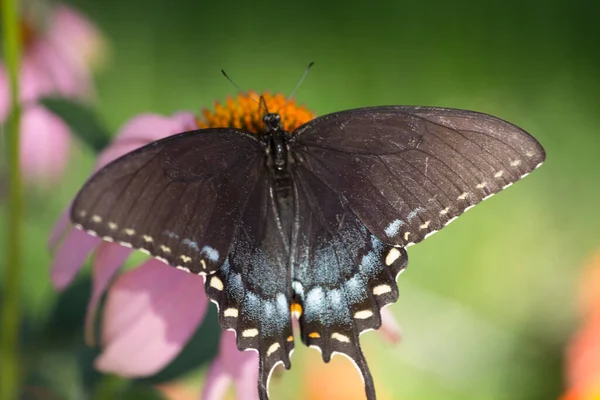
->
(70, 103, 545, 399)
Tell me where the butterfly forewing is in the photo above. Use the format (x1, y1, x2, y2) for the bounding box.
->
(71, 129, 264, 275)
(291, 106, 545, 247)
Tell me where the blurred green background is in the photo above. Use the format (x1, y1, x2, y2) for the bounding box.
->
(3, 0, 600, 398)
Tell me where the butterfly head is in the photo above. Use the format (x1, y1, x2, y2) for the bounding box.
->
(263, 112, 283, 134)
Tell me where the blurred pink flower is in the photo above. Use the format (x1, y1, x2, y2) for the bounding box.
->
(49, 111, 404, 399)
(0, 3, 106, 185)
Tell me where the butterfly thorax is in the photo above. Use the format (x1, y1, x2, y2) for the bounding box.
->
(263, 113, 289, 171)
(261, 113, 296, 245)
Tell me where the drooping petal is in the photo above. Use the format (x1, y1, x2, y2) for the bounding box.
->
(201, 358, 233, 400)
(50, 228, 100, 290)
(29, 39, 87, 99)
(233, 351, 260, 400)
(201, 331, 259, 400)
(48, 205, 71, 251)
(85, 242, 132, 345)
(96, 260, 207, 377)
(379, 307, 402, 344)
(93, 112, 198, 171)
(19, 105, 71, 185)
(19, 57, 57, 107)
(112, 113, 197, 144)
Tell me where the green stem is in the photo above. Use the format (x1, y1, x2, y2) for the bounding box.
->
(1, 0, 22, 399)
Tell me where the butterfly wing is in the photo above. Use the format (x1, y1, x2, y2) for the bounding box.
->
(291, 106, 546, 247)
(290, 163, 408, 400)
(70, 128, 265, 275)
(203, 166, 295, 400)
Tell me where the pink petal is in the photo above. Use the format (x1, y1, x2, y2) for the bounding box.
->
(85, 242, 132, 345)
(202, 331, 259, 400)
(220, 331, 258, 378)
(233, 351, 260, 400)
(19, 57, 57, 105)
(95, 260, 207, 377)
(93, 112, 197, 171)
(379, 307, 402, 344)
(94, 140, 151, 172)
(113, 113, 197, 144)
(202, 358, 233, 400)
(50, 228, 100, 290)
(48, 206, 71, 251)
(29, 40, 85, 99)
(20, 105, 71, 185)
(49, 4, 106, 70)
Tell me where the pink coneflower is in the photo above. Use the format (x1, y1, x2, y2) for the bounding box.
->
(50, 95, 403, 399)
(0, 3, 105, 185)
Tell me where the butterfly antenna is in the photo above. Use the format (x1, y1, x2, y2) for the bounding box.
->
(286, 61, 314, 102)
(221, 69, 260, 105)
(259, 96, 270, 114)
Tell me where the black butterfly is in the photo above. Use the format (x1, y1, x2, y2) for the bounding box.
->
(70, 105, 545, 399)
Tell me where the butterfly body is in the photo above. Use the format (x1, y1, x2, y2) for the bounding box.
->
(70, 105, 545, 400)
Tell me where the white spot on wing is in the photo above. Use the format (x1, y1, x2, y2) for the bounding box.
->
(373, 284, 392, 296)
(331, 333, 350, 343)
(510, 159, 521, 167)
(354, 310, 373, 319)
(292, 281, 304, 298)
(385, 248, 401, 266)
(242, 328, 259, 338)
(458, 192, 468, 200)
(224, 308, 238, 317)
(210, 276, 223, 291)
(419, 220, 431, 230)
(266, 342, 280, 356)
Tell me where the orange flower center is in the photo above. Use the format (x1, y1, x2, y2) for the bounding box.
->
(196, 92, 315, 134)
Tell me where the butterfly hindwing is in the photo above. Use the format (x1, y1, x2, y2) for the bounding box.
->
(292, 106, 546, 247)
(71, 129, 264, 275)
(203, 166, 294, 400)
(290, 164, 408, 400)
